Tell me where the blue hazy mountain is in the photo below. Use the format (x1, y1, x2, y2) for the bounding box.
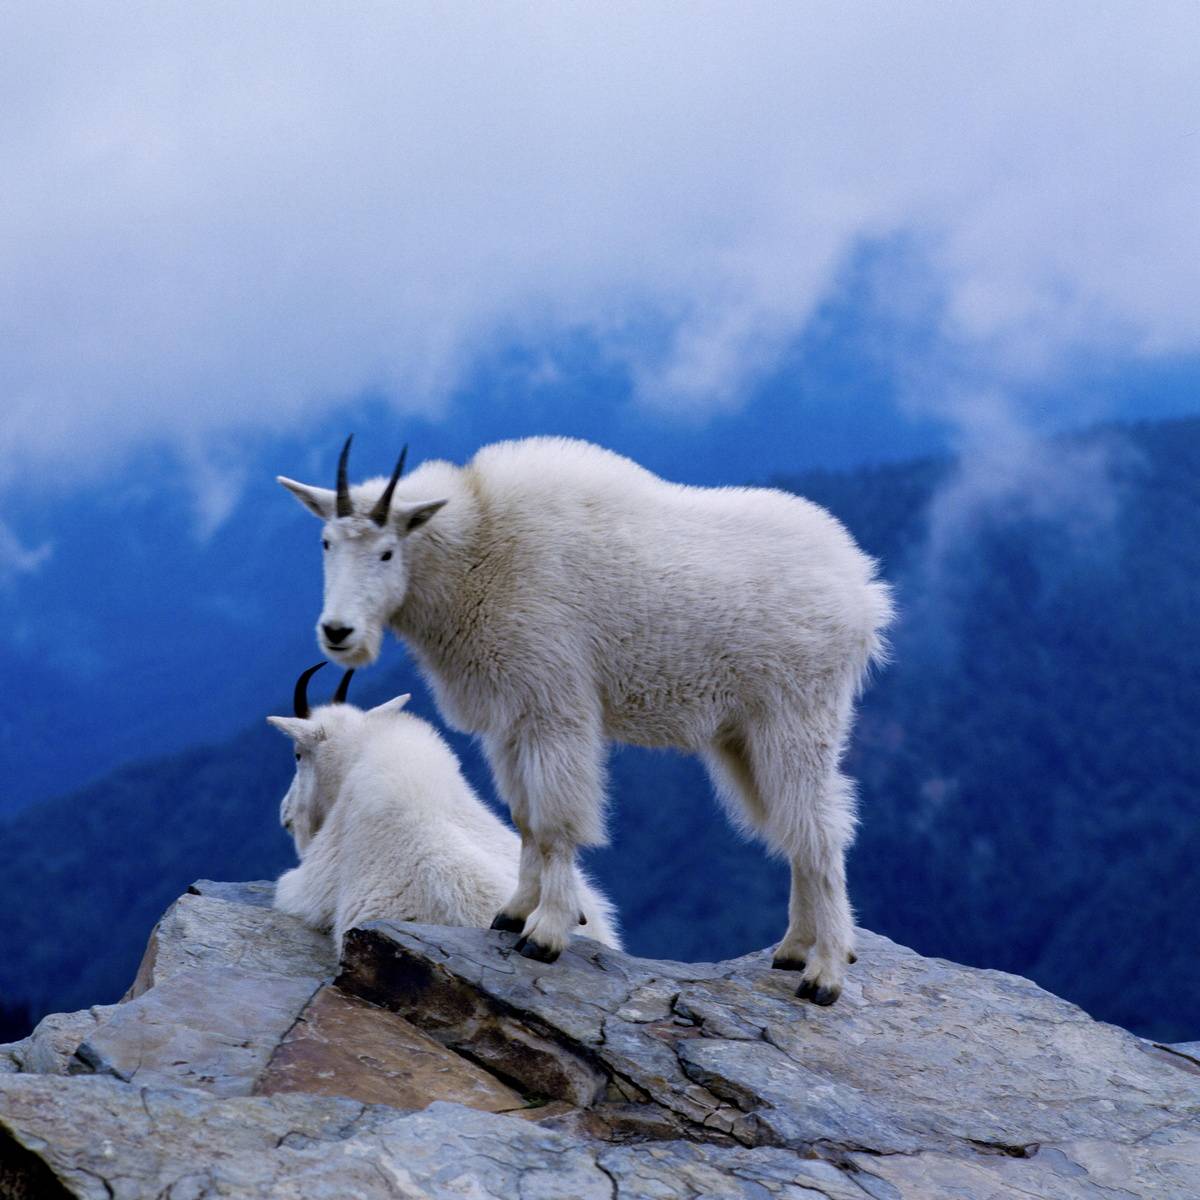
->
(1, 415, 1196, 1044)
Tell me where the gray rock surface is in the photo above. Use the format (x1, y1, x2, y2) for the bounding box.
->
(1, 880, 1197, 1198)
(337, 920, 1200, 1196)
(124, 880, 335, 999)
(1165, 1040, 1200, 1066)
(76, 967, 322, 1096)
(0, 1075, 873, 1200)
(13, 1005, 120, 1077)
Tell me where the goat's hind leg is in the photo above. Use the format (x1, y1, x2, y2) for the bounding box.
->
(752, 724, 858, 1006)
(772, 846, 858, 975)
(770, 860, 817, 973)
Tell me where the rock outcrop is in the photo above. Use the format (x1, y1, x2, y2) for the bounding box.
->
(2, 880, 1197, 1198)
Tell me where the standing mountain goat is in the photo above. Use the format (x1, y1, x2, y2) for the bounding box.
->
(268, 663, 622, 953)
(278, 436, 893, 1004)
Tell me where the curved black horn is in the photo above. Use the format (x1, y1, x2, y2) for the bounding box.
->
(333, 669, 355, 705)
(335, 434, 354, 518)
(293, 662, 327, 719)
(369, 445, 408, 526)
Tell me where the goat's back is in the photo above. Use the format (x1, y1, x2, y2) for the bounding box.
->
(459, 439, 891, 721)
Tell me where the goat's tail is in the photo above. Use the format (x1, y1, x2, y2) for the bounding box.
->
(853, 574, 897, 697)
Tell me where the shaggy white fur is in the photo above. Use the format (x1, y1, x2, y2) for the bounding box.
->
(268, 693, 622, 953)
(279, 436, 892, 1003)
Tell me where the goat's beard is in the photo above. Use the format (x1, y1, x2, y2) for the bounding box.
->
(339, 645, 377, 668)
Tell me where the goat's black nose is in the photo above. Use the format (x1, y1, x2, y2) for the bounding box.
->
(322, 623, 354, 645)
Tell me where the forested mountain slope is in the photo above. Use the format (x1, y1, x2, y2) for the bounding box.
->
(1, 417, 1196, 1041)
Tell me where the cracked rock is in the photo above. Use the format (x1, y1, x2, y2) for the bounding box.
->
(125, 882, 336, 999)
(0, 1004, 118, 1077)
(256, 983, 529, 1113)
(1, 880, 1197, 1198)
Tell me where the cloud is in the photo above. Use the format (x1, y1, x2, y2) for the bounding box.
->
(0, 521, 53, 581)
(1, 2, 1198, 488)
(180, 446, 251, 542)
(898, 388, 1138, 663)
(924, 392, 1126, 559)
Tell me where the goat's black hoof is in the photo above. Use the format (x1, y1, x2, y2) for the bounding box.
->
(771, 955, 806, 972)
(490, 913, 525, 934)
(848, 952, 858, 964)
(514, 936, 561, 964)
(579, 912, 588, 925)
(796, 979, 840, 1007)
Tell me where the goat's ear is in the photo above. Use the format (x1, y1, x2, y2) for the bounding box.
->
(369, 693, 411, 717)
(277, 477, 337, 520)
(267, 715, 319, 743)
(392, 498, 447, 535)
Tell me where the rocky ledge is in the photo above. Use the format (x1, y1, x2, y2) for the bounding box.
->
(2, 881, 1198, 1199)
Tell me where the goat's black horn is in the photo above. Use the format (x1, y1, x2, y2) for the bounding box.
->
(369, 445, 408, 526)
(333, 669, 355, 705)
(293, 662, 326, 719)
(335, 434, 354, 519)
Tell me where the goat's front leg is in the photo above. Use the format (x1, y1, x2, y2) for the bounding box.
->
(513, 835, 582, 962)
(488, 831, 542, 935)
(485, 719, 606, 962)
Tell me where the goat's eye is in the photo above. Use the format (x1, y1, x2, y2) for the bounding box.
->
(381, 549, 393, 562)
(322, 539, 330, 551)
(294, 751, 302, 762)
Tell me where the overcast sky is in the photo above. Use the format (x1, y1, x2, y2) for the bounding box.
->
(2, 2, 1198, 503)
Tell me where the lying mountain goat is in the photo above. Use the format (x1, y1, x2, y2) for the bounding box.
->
(267, 663, 622, 953)
(278, 436, 893, 1004)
